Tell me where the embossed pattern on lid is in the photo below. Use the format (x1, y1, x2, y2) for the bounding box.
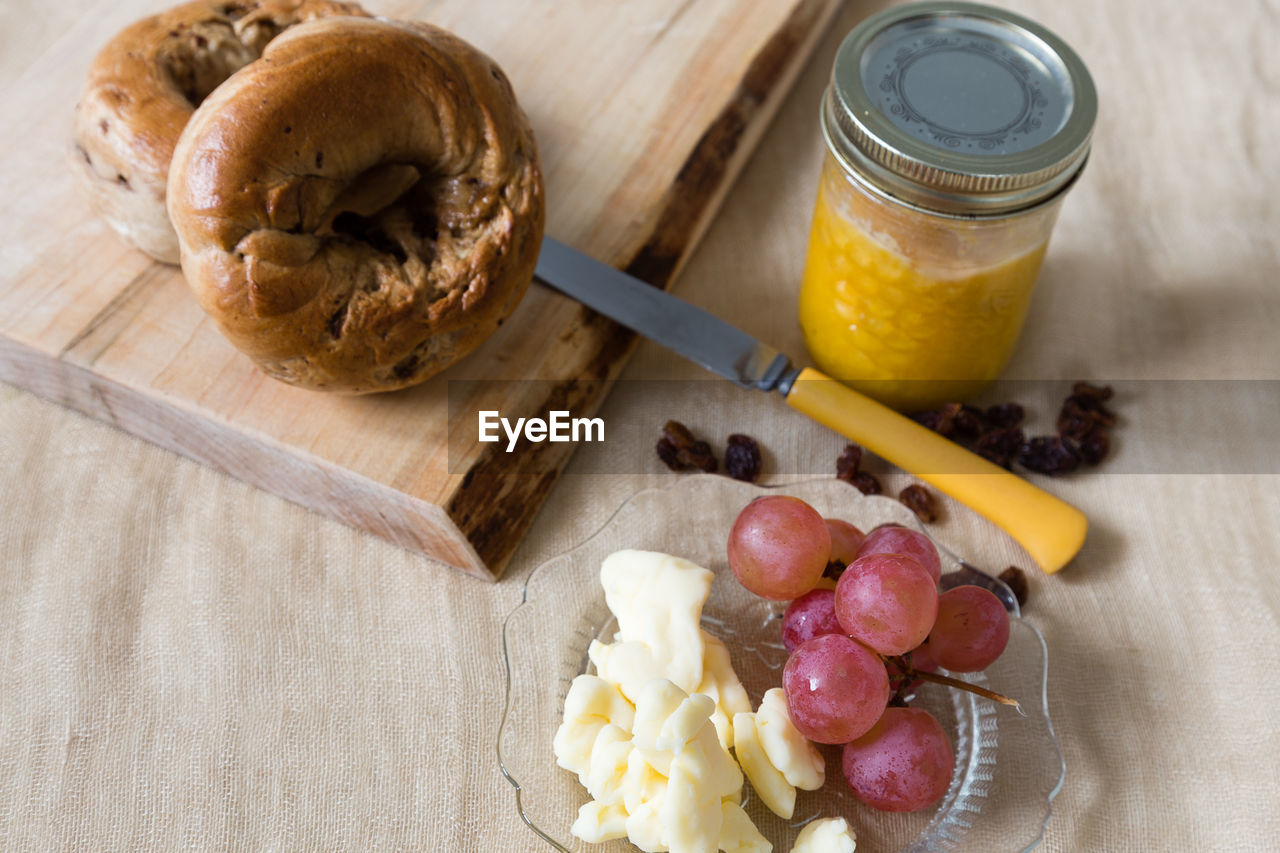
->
(823, 1, 1096, 216)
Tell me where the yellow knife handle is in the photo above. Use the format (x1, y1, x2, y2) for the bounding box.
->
(785, 367, 1087, 573)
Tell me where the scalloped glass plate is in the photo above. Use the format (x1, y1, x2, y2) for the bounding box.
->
(499, 476, 1064, 852)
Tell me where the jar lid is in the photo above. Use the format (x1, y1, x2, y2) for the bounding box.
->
(823, 1, 1097, 216)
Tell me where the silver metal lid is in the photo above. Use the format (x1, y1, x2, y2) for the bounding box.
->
(823, 1, 1097, 216)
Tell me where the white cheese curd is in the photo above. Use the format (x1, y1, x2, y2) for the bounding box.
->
(571, 800, 629, 844)
(657, 694, 720, 753)
(662, 744, 731, 851)
(584, 723, 633, 805)
(600, 550, 713, 695)
(733, 711, 796, 819)
(789, 817, 856, 853)
(626, 797, 668, 853)
(554, 674, 635, 779)
(719, 801, 773, 853)
(696, 631, 753, 751)
(755, 688, 824, 792)
(630, 678, 690, 776)
(621, 747, 667, 816)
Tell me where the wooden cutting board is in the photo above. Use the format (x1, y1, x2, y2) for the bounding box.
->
(0, 0, 840, 579)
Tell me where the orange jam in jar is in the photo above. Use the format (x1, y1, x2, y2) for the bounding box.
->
(801, 2, 1096, 412)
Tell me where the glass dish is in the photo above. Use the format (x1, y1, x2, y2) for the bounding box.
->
(498, 476, 1064, 852)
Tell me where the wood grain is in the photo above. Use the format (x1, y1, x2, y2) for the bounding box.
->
(0, 0, 841, 578)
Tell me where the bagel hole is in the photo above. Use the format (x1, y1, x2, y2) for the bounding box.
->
(163, 6, 296, 107)
(410, 210, 440, 244)
(163, 22, 259, 106)
(313, 164, 493, 274)
(319, 164, 444, 268)
(330, 211, 410, 265)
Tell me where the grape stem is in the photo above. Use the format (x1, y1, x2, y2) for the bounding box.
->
(911, 670, 1021, 709)
(890, 655, 1021, 710)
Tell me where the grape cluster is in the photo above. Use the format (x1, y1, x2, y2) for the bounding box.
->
(726, 496, 1012, 813)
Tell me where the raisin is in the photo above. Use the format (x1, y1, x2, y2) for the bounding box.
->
(914, 402, 983, 440)
(998, 566, 1029, 608)
(931, 403, 963, 437)
(1018, 436, 1080, 476)
(912, 408, 947, 434)
(655, 438, 684, 471)
(1072, 381, 1113, 402)
(835, 443, 881, 494)
(655, 420, 717, 473)
(1057, 395, 1117, 440)
(898, 484, 939, 523)
(660, 420, 697, 449)
(848, 471, 883, 495)
(835, 443, 863, 481)
(974, 427, 1026, 469)
(952, 404, 987, 440)
(1077, 427, 1110, 466)
(724, 434, 762, 483)
(984, 402, 1025, 429)
(914, 403, 956, 437)
(1056, 398, 1095, 441)
(688, 444, 717, 473)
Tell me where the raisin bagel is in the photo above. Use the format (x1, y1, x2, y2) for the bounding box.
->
(165, 17, 545, 393)
(71, 0, 370, 264)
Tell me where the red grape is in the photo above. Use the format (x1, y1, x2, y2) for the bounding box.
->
(855, 526, 942, 584)
(727, 496, 830, 600)
(834, 553, 938, 656)
(781, 589, 843, 653)
(782, 634, 889, 744)
(928, 585, 1010, 672)
(842, 707, 955, 812)
(824, 518, 866, 564)
(909, 642, 939, 675)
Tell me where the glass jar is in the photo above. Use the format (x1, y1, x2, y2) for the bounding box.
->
(799, 1, 1097, 412)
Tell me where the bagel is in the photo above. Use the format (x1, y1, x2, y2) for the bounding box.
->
(166, 17, 545, 393)
(71, 0, 370, 264)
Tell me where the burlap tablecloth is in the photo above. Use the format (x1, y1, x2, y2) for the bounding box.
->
(3, 0, 1278, 849)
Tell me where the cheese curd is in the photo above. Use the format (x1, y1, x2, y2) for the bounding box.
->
(601, 550, 713, 694)
(695, 632, 753, 750)
(756, 689, 824, 792)
(732, 711, 795, 819)
(789, 817, 856, 853)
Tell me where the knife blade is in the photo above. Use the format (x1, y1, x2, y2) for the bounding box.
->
(535, 237, 799, 394)
(534, 236, 1087, 573)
